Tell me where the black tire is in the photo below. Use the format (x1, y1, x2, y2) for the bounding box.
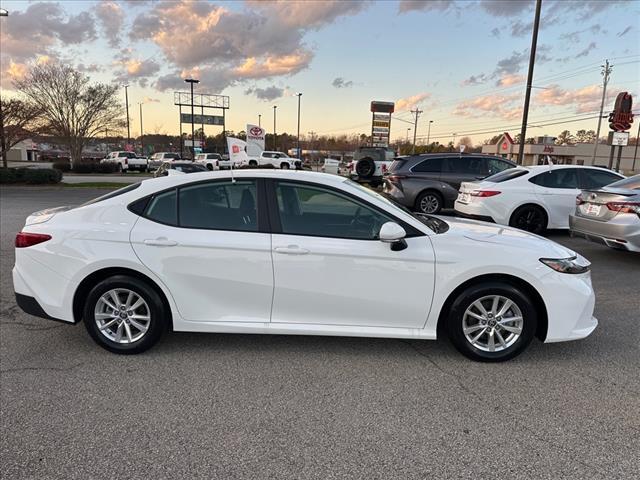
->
(445, 282, 537, 362)
(509, 205, 547, 234)
(355, 157, 375, 179)
(117, 163, 123, 173)
(415, 190, 443, 214)
(83, 275, 167, 354)
(280, 162, 290, 169)
(249, 160, 258, 167)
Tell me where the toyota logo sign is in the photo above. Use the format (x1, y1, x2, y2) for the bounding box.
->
(250, 127, 263, 136)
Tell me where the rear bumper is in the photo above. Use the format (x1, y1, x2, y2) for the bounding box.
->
(454, 199, 498, 223)
(569, 213, 640, 252)
(15, 293, 70, 323)
(350, 174, 383, 184)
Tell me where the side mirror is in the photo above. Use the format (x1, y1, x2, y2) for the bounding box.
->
(379, 222, 407, 251)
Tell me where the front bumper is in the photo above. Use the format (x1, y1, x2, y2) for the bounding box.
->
(569, 213, 640, 252)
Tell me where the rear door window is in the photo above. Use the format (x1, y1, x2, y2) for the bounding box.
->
(443, 157, 485, 175)
(145, 189, 177, 225)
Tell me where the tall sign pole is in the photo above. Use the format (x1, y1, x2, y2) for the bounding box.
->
(297, 93, 302, 158)
(592, 60, 612, 163)
(139, 102, 144, 155)
(185, 78, 199, 159)
(517, 0, 542, 165)
(124, 85, 130, 148)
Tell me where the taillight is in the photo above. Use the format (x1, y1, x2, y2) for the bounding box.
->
(471, 190, 501, 198)
(124, 159, 128, 165)
(15, 232, 52, 248)
(606, 202, 640, 214)
(382, 164, 388, 173)
(387, 174, 406, 183)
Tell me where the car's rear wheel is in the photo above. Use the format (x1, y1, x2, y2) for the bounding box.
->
(83, 275, 167, 354)
(416, 191, 443, 214)
(446, 282, 537, 362)
(509, 205, 547, 234)
(249, 160, 258, 167)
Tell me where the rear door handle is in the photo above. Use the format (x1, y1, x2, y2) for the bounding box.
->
(274, 245, 310, 255)
(144, 238, 178, 247)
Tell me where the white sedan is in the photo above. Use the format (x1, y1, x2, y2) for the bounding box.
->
(13, 170, 597, 362)
(455, 165, 624, 234)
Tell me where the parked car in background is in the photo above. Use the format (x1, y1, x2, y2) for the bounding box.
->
(153, 161, 208, 177)
(13, 170, 597, 362)
(149, 152, 181, 170)
(195, 153, 222, 170)
(570, 175, 640, 252)
(100, 151, 139, 172)
(454, 165, 624, 234)
(246, 151, 300, 169)
(349, 146, 395, 187)
(384, 154, 516, 214)
(128, 156, 149, 173)
(321, 158, 340, 175)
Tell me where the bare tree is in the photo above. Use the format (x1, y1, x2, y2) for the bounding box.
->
(15, 64, 125, 168)
(0, 97, 43, 168)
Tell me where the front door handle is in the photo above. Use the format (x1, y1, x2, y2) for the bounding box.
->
(274, 245, 310, 255)
(144, 237, 178, 247)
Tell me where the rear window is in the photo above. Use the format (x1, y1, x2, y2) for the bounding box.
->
(165, 153, 180, 159)
(145, 189, 177, 225)
(605, 175, 640, 190)
(388, 159, 407, 172)
(412, 157, 443, 173)
(82, 182, 141, 206)
(484, 169, 528, 183)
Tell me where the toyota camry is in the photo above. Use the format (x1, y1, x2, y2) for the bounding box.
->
(13, 170, 597, 361)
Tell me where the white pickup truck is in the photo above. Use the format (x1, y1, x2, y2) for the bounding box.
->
(101, 151, 148, 172)
(246, 151, 300, 169)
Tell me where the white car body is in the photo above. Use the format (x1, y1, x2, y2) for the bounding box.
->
(149, 152, 181, 170)
(246, 151, 299, 169)
(13, 171, 597, 359)
(194, 153, 222, 170)
(455, 165, 624, 229)
(100, 151, 137, 172)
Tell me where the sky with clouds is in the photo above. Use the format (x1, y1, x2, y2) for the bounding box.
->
(0, 0, 638, 144)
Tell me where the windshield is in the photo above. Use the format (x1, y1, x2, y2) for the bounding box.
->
(344, 179, 448, 233)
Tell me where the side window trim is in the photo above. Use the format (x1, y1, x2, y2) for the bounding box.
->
(266, 179, 423, 239)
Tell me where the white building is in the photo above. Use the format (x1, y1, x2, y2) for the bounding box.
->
(482, 132, 639, 174)
(6, 138, 39, 162)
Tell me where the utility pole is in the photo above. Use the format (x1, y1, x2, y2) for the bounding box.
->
(124, 85, 130, 148)
(273, 105, 278, 150)
(592, 59, 612, 163)
(426, 120, 433, 145)
(410, 108, 422, 154)
(139, 103, 144, 156)
(296, 93, 302, 158)
(517, 0, 542, 165)
(185, 78, 199, 159)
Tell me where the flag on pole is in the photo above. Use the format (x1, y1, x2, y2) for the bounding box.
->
(226, 137, 249, 167)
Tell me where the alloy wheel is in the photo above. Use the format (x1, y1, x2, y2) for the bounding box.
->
(420, 194, 440, 214)
(462, 295, 523, 352)
(94, 288, 151, 344)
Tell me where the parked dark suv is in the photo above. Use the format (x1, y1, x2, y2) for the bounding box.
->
(384, 154, 516, 213)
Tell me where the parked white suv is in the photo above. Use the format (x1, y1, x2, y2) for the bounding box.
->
(349, 147, 395, 187)
(246, 151, 300, 169)
(149, 152, 181, 170)
(194, 153, 223, 170)
(100, 151, 139, 172)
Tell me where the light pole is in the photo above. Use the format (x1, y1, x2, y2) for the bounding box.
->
(427, 120, 433, 145)
(452, 133, 457, 152)
(273, 105, 277, 150)
(139, 102, 144, 156)
(296, 93, 302, 158)
(258, 114, 261, 128)
(124, 85, 130, 148)
(185, 78, 199, 159)
(406, 128, 411, 142)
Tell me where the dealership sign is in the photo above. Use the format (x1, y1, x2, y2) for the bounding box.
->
(608, 92, 634, 132)
(370, 101, 394, 148)
(246, 123, 265, 156)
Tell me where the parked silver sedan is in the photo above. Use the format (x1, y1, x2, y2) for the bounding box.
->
(570, 175, 640, 252)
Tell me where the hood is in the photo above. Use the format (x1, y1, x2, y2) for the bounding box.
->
(442, 216, 576, 258)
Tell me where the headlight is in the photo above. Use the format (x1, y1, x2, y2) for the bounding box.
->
(539, 256, 590, 274)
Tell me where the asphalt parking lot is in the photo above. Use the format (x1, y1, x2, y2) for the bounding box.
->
(1, 185, 638, 479)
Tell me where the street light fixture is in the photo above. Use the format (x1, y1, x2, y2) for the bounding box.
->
(296, 93, 302, 159)
(185, 78, 200, 159)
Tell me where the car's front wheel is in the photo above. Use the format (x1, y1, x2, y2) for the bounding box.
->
(280, 162, 290, 169)
(446, 282, 537, 362)
(83, 275, 167, 354)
